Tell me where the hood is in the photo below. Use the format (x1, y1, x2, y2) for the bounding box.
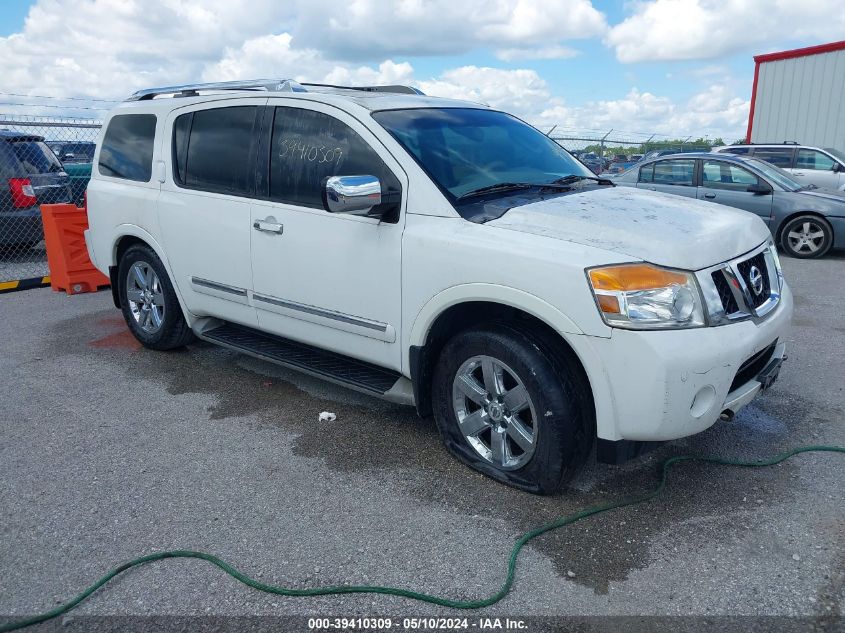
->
(486, 186, 770, 271)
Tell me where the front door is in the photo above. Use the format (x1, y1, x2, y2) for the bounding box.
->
(697, 159, 773, 224)
(789, 149, 843, 191)
(249, 102, 406, 369)
(158, 100, 266, 327)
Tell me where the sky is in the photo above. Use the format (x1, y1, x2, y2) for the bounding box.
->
(0, 0, 842, 142)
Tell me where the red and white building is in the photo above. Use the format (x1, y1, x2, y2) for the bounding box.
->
(746, 40, 845, 149)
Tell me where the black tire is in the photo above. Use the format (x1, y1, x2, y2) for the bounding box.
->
(432, 323, 593, 494)
(117, 244, 195, 350)
(780, 215, 833, 259)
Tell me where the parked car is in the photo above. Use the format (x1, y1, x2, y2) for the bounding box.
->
(606, 154, 637, 174)
(1, 130, 72, 249)
(48, 141, 95, 205)
(86, 79, 791, 494)
(713, 143, 845, 192)
(579, 153, 604, 175)
(612, 152, 845, 258)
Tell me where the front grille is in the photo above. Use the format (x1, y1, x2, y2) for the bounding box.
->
(729, 340, 777, 392)
(711, 270, 740, 314)
(736, 252, 771, 309)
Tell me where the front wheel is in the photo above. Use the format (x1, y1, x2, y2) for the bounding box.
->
(780, 215, 833, 258)
(432, 324, 593, 494)
(118, 244, 195, 350)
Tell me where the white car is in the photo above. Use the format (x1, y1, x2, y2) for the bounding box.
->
(713, 143, 845, 192)
(85, 79, 792, 494)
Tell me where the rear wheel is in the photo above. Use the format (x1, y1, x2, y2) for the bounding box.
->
(118, 244, 195, 350)
(432, 324, 593, 494)
(780, 215, 833, 259)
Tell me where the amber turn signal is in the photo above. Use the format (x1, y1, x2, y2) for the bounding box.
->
(589, 264, 688, 292)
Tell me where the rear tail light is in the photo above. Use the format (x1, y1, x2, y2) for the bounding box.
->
(8, 178, 37, 208)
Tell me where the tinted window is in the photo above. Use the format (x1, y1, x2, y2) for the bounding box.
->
(638, 163, 654, 183)
(652, 159, 695, 186)
(10, 140, 64, 175)
(723, 147, 750, 155)
(269, 107, 400, 210)
(177, 106, 257, 194)
(98, 114, 156, 181)
(372, 108, 592, 202)
(752, 148, 794, 168)
(702, 160, 759, 190)
(796, 149, 835, 171)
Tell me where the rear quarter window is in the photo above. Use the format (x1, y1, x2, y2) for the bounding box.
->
(98, 114, 157, 182)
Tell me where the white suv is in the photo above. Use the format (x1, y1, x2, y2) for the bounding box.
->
(714, 143, 845, 191)
(85, 79, 793, 494)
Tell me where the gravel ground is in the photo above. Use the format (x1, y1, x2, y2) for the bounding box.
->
(1, 253, 843, 632)
(0, 242, 48, 283)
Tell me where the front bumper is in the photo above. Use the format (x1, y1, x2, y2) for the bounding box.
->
(587, 282, 793, 442)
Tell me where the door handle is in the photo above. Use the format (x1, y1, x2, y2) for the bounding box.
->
(704, 193, 716, 199)
(253, 219, 284, 234)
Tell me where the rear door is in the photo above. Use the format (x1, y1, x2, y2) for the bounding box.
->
(751, 147, 795, 171)
(697, 159, 773, 224)
(637, 158, 698, 198)
(158, 99, 266, 327)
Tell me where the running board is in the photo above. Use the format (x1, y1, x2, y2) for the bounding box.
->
(198, 322, 413, 404)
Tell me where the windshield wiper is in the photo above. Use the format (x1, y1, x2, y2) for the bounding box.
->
(457, 182, 535, 200)
(551, 174, 614, 186)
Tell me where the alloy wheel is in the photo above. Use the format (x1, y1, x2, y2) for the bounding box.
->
(126, 261, 165, 334)
(451, 355, 538, 470)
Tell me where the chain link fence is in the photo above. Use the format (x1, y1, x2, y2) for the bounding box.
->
(0, 115, 101, 285)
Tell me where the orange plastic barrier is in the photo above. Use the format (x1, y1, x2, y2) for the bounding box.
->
(40, 202, 110, 295)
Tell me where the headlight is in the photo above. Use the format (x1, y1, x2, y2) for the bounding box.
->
(587, 263, 705, 330)
(767, 239, 784, 290)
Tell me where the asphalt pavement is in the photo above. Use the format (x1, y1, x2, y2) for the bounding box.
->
(1, 253, 843, 632)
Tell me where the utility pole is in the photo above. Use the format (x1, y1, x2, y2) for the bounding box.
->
(600, 129, 613, 159)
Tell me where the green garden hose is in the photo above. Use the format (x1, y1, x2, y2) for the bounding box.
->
(2, 444, 843, 632)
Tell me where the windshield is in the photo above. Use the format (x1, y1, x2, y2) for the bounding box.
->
(746, 158, 803, 192)
(371, 108, 593, 202)
(824, 147, 845, 163)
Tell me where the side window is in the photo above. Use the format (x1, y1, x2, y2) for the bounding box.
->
(98, 114, 156, 182)
(652, 159, 695, 186)
(796, 149, 835, 171)
(638, 163, 654, 183)
(174, 106, 258, 195)
(269, 107, 400, 212)
(752, 148, 794, 168)
(701, 160, 759, 190)
(723, 147, 750, 155)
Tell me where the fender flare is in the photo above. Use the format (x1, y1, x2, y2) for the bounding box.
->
(111, 225, 196, 326)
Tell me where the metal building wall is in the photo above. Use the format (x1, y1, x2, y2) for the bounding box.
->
(750, 48, 845, 149)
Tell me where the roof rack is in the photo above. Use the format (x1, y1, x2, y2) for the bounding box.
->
(300, 82, 424, 95)
(729, 141, 799, 146)
(125, 79, 425, 102)
(125, 79, 306, 101)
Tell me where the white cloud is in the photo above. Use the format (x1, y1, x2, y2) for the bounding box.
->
(292, 0, 607, 59)
(201, 34, 414, 86)
(606, 0, 845, 63)
(535, 86, 749, 140)
(495, 45, 580, 62)
(0, 0, 752, 139)
(418, 66, 552, 114)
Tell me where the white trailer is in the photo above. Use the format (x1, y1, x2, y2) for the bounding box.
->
(746, 41, 845, 149)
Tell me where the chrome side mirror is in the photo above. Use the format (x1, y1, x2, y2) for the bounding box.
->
(322, 175, 382, 215)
